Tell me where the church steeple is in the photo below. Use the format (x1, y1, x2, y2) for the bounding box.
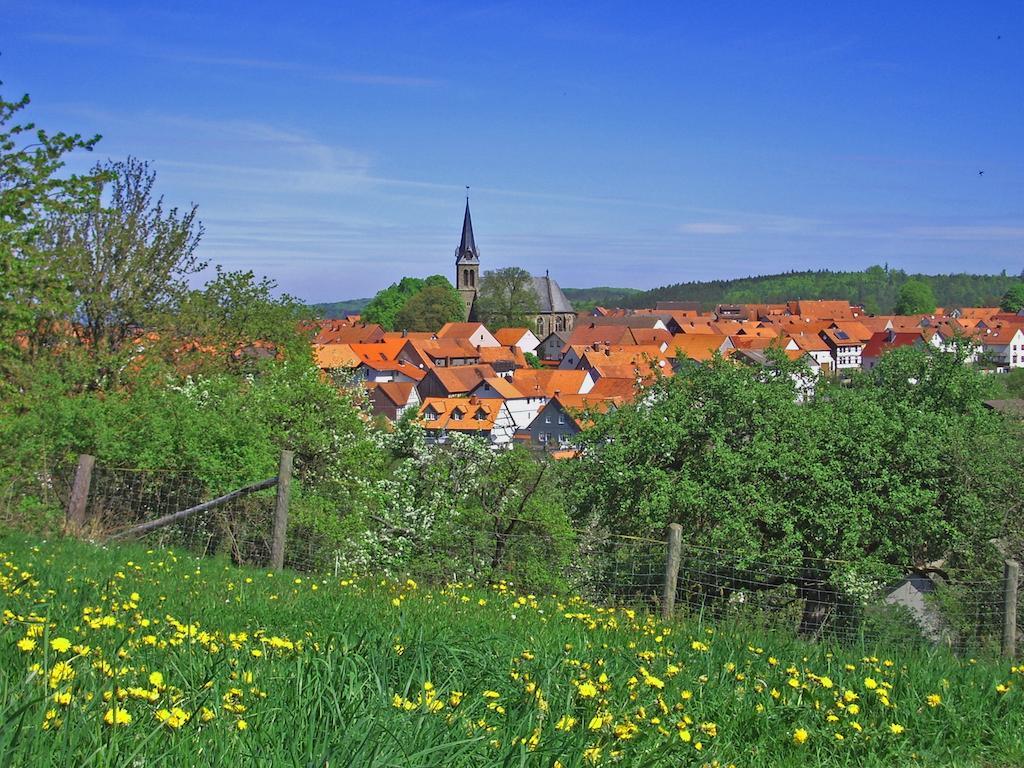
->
(455, 193, 479, 320)
(456, 196, 479, 263)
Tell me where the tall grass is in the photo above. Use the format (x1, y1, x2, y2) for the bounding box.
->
(1, 531, 1020, 767)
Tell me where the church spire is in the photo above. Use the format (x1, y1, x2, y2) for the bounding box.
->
(457, 194, 478, 262)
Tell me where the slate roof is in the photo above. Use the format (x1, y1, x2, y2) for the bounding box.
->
(457, 199, 478, 262)
(532, 274, 574, 313)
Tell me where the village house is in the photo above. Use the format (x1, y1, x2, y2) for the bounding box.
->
(819, 328, 863, 371)
(536, 330, 571, 361)
(418, 396, 517, 447)
(365, 381, 421, 420)
(493, 327, 541, 355)
(468, 376, 546, 431)
(417, 364, 497, 399)
(861, 330, 923, 370)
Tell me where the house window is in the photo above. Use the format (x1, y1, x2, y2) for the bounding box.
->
(558, 414, 566, 424)
(451, 411, 463, 421)
(545, 414, 552, 423)
(538, 432, 548, 443)
(423, 410, 437, 421)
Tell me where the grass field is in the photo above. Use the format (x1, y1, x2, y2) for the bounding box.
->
(1, 531, 1021, 767)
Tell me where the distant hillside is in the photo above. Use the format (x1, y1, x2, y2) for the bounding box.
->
(561, 287, 643, 313)
(310, 298, 372, 318)
(574, 267, 1023, 315)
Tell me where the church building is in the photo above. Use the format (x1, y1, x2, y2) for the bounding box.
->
(454, 199, 575, 338)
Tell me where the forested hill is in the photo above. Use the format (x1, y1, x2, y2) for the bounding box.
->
(570, 267, 1024, 314)
(311, 297, 372, 318)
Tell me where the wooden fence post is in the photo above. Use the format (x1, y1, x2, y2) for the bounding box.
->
(1004, 559, 1020, 660)
(270, 450, 294, 571)
(661, 523, 683, 622)
(65, 454, 95, 536)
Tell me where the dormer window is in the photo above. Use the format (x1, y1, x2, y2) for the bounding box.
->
(475, 408, 488, 420)
(451, 409, 463, 421)
(423, 408, 438, 421)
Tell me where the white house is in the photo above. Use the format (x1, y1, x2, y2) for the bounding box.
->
(468, 376, 547, 431)
(819, 328, 863, 371)
(976, 326, 1024, 370)
(493, 327, 541, 355)
(435, 322, 500, 348)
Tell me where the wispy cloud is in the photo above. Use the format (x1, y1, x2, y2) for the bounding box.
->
(902, 225, 1024, 241)
(25, 30, 442, 88)
(678, 222, 745, 235)
(164, 52, 443, 88)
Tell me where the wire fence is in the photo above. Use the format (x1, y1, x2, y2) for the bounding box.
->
(82, 466, 278, 569)
(70, 460, 1020, 657)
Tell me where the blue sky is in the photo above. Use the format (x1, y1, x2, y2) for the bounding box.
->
(3, 1, 1023, 301)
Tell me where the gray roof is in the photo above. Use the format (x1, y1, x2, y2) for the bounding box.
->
(456, 199, 478, 262)
(532, 274, 574, 314)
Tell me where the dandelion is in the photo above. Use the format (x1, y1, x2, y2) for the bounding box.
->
(103, 707, 132, 726)
(889, 723, 905, 735)
(864, 677, 878, 690)
(16, 637, 35, 652)
(236, 719, 248, 730)
(793, 728, 809, 745)
(577, 681, 598, 698)
(926, 693, 942, 707)
(50, 637, 71, 653)
(555, 715, 577, 731)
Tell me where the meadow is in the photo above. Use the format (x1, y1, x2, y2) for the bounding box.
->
(1, 530, 1021, 768)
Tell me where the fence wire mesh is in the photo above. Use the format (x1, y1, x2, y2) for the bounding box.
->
(85, 466, 277, 570)
(76, 462, 1018, 656)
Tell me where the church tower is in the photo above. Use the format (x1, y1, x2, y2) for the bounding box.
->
(455, 197, 479, 320)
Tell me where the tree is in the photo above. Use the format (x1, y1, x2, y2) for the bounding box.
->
(567, 347, 1014, 636)
(999, 283, 1024, 313)
(167, 267, 316, 366)
(475, 267, 539, 327)
(394, 281, 464, 332)
(0, 87, 102, 380)
(895, 279, 937, 315)
(39, 157, 204, 368)
(362, 277, 424, 330)
(362, 274, 458, 330)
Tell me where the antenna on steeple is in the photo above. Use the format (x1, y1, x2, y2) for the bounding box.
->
(466, 185, 470, 201)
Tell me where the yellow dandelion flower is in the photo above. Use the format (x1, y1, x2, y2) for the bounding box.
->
(889, 723, 905, 735)
(50, 637, 71, 653)
(103, 707, 132, 726)
(926, 694, 941, 707)
(793, 728, 809, 745)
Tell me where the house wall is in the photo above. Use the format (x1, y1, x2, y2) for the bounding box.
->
(521, 403, 580, 448)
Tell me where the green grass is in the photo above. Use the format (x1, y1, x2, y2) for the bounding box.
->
(1, 531, 1021, 767)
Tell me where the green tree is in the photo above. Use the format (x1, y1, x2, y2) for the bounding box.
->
(475, 267, 539, 327)
(567, 346, 1014, 635)
(895, 279, 937, 315)
(362, 277, 425, 330)
(361, 274, 457, 330)
(0, 87, 102, 382)
(38, 157, 204, 363)
(394, 281, 464, 331)
(524, 351, 544, 369)
(168, 268, 315, 365)
(999, 283, 1024, 313)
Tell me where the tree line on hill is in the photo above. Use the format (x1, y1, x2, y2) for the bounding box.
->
(2, 85, 1022, 643)
(564, 266, 1024, 314)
